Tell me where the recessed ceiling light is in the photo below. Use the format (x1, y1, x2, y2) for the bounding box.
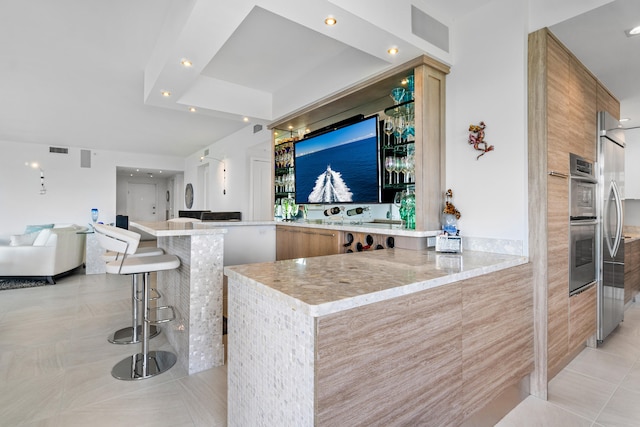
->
(325, 16, 337, 26)
(620, 117, 630, 122)
(161, 90, 171, 97)
(388, 47, 399, 55)
(243, 117, 249, 122)
(288, 125, 293, 129)
(625, 26, 640, 37)
(181, 59, 193, 67)
(188, 107, 197, 113)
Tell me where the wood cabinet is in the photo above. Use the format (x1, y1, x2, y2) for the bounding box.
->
(597, 82, 620, 121)
(270, 55, 449, 231)
(569, 284, 597, 350)
(624, 238, 640, 305)
(528, 28, 619, 396)
(276, 225, 342, 260)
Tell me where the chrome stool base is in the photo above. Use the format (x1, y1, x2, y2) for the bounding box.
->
(108, 325, 160, 345)
(111, 350, 177, 380)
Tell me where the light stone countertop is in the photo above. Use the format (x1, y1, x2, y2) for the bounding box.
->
(276, 220, 441, 237)
(224, 248, 528, 317)
(130, 221, 227, 237)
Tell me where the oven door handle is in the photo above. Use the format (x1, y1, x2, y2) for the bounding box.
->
(570, 219, 598, 226)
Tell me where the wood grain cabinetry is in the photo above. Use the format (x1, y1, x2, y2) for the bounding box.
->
(276, 225, 342, 260)
(597, 82, 620, 121)
(624, 239, 640, 305)
(569, 284, 597, 350)
(529, 28, 618, 395)
(569, 57, 597, 161)
(315, 263, 532, 426)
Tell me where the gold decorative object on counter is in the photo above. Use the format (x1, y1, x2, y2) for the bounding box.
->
(468, 121, 494, 160)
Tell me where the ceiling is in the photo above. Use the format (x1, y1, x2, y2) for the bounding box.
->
(550, 0, 640, 130)
(0, 0, 637, 159)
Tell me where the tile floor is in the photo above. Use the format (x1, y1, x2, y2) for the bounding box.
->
(0, 272, 226, 427)
(2, 270, 640, 426)
(497, 302, 640, 426)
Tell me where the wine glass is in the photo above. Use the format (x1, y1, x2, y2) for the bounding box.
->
(393, 157, 402, 185)
(406, 155, 415, 183)
(390, 87, 406, 105)
(384, 119, 394, 147)
(399, 156, 408, 183)
(395, 115, 406, 144)
(385, 156, 395, 185)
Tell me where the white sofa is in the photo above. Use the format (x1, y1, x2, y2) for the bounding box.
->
(0, 224, 88, 284)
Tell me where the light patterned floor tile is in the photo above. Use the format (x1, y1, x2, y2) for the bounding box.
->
(495, 395, 592, 427)
(547, 369, 617, 421)
(596, 386, 640, 426)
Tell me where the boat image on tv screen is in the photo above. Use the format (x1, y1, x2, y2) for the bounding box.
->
(294, 116, 380, 204)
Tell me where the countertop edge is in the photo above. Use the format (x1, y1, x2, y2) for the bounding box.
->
(225, 252, 529, 317)
(130, 221, 228, 236)
(276, 221, 441, 237)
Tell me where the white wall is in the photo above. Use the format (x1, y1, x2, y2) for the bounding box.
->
(116, 174, 174, 220)
(445, 0, 529, 248)
(183, 124, 271, 217)
(0, 139, 184, 235)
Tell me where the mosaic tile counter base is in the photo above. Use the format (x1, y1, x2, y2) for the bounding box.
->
(157, 233, 225, 374)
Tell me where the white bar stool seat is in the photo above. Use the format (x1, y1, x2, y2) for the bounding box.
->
(103, 245, 165, 345)
(95, 224, 180, 380)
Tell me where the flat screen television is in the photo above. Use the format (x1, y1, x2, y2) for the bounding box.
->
(294, 115, 380, 204)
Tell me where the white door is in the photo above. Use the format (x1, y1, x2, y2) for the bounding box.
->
(128, 183, 157, 221)
(250, 158, 272, 220)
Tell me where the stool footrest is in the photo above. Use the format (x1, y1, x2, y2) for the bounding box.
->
(136, 287, 162, 302)
(147, 305, 175, 325)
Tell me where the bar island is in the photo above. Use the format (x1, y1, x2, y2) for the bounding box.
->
(224, 248, 532, 426)
(130, 221, 227, 374)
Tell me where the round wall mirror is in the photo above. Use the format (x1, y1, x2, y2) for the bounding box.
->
(185, 183, 194, 208)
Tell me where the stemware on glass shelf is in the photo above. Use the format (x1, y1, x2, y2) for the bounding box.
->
(385, 156, 396, 185)
(390, 87, 406, 105)
(384, 120, 394, 147)
(395, 115, 406, 145)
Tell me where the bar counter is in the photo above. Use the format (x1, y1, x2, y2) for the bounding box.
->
(131, 221, 227, 374)
(224, 248, 531, 426)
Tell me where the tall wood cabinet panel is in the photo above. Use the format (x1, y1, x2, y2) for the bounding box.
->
(528, 28, 617, 398)
(597, 83, 620, 120)
(568, 58, 597, 162)
(546, 175, 569, 376)
(546, 36, 571, 175)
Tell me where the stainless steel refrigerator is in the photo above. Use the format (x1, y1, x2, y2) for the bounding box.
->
(597, 110, 625, 343)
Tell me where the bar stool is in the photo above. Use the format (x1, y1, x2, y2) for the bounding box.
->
(102, 247, 164, 345)
(94, 224, 180, 380)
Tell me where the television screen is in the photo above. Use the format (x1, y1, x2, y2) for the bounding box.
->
(294, 116, 380, 204)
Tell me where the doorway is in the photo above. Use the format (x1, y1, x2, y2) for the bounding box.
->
(127, 183, 157, 222)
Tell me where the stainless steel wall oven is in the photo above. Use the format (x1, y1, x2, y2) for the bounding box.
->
(569, 153, 597, 295)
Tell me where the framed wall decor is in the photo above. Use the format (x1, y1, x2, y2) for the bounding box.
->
(185, 183, 194, 209)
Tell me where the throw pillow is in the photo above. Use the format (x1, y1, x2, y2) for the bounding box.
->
(32, 229, 52, 246)
(24, 223, 55, 234)
(9, 232, 39, 246)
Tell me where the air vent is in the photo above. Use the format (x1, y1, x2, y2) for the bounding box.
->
(80, 149, 91, 168)
(204, 148, 209, 156)
(411, 5, 449, 53)
(49, 146, 69, 154)
(253, 124, 263, 133)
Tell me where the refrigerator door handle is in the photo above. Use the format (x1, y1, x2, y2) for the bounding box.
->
(611, 180, 623, 257)
(604, 181, 615, 258)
